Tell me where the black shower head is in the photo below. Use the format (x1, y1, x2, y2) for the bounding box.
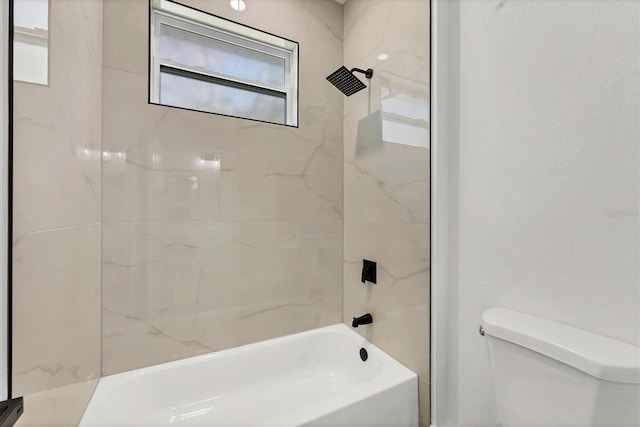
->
(326, 66, 373, 97)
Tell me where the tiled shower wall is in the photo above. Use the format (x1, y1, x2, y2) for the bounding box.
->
(12, 0, 431, 425)
(12, 0, 103, 425)
(341, 1, 431, 425)
(101, 0, 344, 374)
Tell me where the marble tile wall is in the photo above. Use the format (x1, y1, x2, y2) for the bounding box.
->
(14, 380, 98, 427)
(101, 0, 344, 374)
(341, 1, 431, 426)
(12, 1, 430, 424)
(12, 0, 103, 425)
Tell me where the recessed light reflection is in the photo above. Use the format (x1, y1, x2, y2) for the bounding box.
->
(197, 156, 221, 170)
(230, 0, 246, 11)
(377, 53, 389, 61)
(99, 150, 126, 161)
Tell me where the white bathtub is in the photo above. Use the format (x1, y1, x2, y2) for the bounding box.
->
(80, 324, 418, 426)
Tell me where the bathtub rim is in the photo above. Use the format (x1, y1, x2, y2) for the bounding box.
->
(99, 323, 415, 382)
(81, 323, 418, 426)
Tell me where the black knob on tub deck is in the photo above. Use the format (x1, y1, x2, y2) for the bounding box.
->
(352, 313, 373, 328)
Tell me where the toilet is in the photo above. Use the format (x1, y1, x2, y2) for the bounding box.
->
(482, 307, 640, 427)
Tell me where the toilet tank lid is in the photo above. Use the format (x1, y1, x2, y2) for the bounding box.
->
(482, 307, 640, 384)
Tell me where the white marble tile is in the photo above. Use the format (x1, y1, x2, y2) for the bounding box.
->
(344, 0, 429, 83)
(343, 221, 430, 378)
(342, 83, 429, 224)
(101, 221, 236, 328)
(13, 83, 102, 234)
(103, 0, 148, 74)
(343, 147, 429, 224)
(102, 68, 343, 222)
(342, 0, 430, 226)
(13, 225, 101, 396)
(61, 0, 103, 64)
(342, 3, 430, 412)
(102, 0, 344, 224)
(11, 3, 103, 424)
(102, 291, 342, 375)
(102, 220, 342, 374)
(100, 0, 345, 377)
(15, 379, 98, 427)
(13, 0, 103, 234)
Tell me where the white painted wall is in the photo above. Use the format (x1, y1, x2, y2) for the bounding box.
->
(433, 1, 639, 425)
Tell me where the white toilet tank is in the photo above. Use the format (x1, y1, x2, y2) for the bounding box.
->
(482, 308, 640, 427)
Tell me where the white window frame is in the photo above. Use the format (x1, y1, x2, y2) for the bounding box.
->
(150, 0, 298, 127)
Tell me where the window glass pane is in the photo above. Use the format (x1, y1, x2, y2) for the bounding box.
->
(14, 0, 48, 30)
(14, 0, 49, 85)
(159, 23, 285, 87)
(14, 38, 48, 85)
(160, 70, 286, 124)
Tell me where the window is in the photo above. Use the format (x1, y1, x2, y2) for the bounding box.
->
(150, 0, 298, 126)
(14, 0, 49, 85)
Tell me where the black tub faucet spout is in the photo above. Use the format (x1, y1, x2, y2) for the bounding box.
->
(352, 313, 373, 328)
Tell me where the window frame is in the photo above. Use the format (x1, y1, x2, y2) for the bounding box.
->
(149, 0, 299, 127)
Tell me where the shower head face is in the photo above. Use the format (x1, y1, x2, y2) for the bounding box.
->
(326, 66, 367, 97)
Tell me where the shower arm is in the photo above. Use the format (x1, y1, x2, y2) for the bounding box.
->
(350, 68, 374, 79)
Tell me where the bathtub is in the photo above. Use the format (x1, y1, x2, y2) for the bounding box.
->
(80, 324, 418, 426)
